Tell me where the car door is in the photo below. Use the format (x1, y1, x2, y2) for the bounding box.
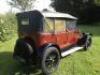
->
(37, 18, 57, 47)
(55, 19, 68, 49)
(66, 20, 78, 45)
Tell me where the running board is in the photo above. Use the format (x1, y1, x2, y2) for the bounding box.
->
(61, 47, 83, 57)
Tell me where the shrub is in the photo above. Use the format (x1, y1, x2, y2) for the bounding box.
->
(0, 13, 17, 42)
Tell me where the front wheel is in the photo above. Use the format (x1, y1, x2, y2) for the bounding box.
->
(84, 35, 92, 50)
(41, 47, 60, 75)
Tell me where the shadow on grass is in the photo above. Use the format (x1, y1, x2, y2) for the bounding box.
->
(0, 52, 43, 75)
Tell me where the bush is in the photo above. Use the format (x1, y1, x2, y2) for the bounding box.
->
(0, 13, 17, 42)
(79, 6, 100, 24)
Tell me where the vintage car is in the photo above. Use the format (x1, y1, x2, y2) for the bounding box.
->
(13, 10, 92, 75)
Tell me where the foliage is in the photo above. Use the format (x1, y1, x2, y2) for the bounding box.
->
(51, 0, 95, 17)
(8, 0, 36, 11)
(51, 0, 100, 23)
(95, 0, 100, 5)
(79, 5, 100, 23)
(0, 13, 17, 42)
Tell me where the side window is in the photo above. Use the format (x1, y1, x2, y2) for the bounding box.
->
(66, 20, 77, 30)
(44, 18, 54, 32)
(55, 19, 65, 32)
(65, 20, 70, 29)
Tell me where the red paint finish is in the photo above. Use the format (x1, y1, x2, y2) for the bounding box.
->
(55, 31, 68, 49)
(19, 29, 80, 50)
(35, 32, 57, 48)
(34, 29, 80, 49)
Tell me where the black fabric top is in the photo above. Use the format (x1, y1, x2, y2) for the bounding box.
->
(16, 10, 44, 33)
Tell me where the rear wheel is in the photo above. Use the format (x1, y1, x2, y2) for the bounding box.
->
(41, 47, 60, 75)
(13, 39, 34, 64)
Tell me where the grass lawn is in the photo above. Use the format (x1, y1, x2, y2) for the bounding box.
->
(0, 24, 100, 75)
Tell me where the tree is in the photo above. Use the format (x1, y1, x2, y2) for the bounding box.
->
(8, 0, 36, 11)
(95, 0, 100, 5)
(51, 0, 95, 17)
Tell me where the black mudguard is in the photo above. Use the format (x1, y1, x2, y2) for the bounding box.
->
(77, 33, 92, 46)
(13, 39, 36, 64)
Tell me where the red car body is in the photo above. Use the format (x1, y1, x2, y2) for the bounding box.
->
(17, 10, 80, 50)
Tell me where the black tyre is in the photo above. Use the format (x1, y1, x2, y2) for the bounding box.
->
(84, 36, 92, 50)
(41, 47, 60, 75)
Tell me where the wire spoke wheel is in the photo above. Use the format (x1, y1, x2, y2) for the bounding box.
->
(45, 53, 58, 72)
(41, 47, 60, 75)
(84, 36, 92, 50)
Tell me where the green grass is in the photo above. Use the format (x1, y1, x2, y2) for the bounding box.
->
(0, 24, 100, 75)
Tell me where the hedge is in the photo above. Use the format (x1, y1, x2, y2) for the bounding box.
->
(0, 13, 17, 42)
